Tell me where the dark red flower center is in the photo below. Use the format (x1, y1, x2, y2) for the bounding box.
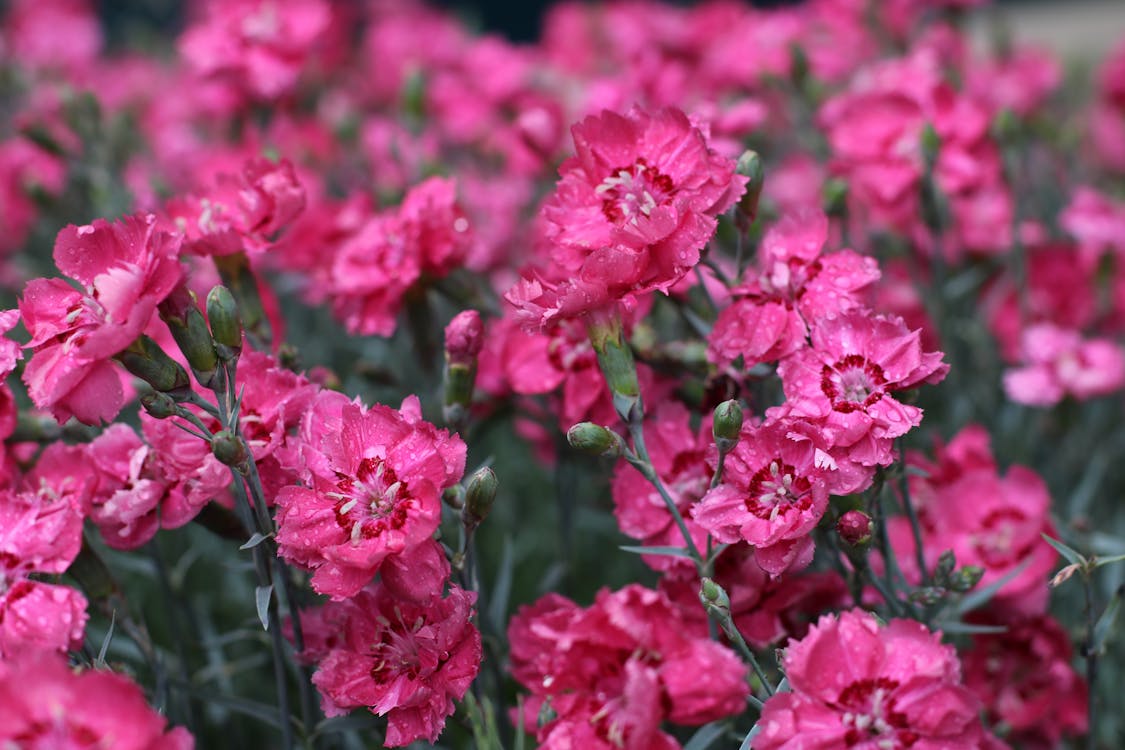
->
(821, 355, 888, 413)
(744, 460, 812, 520)
(835, 677, 917, 747)
(598, 158, 675, 224)
(332, 457, 411, 543)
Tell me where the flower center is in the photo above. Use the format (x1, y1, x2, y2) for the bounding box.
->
(821, 355, 888, 413)
(745, 460, 812, 521)
(836, 677, 916, 748)
(596, 158, 675, 225)
(331, 457, 411, 544)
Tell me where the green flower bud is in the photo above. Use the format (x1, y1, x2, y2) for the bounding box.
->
(822, 178, 849, 218)
(920, 122, 941, 169)
(948, 565, 985, 593)
(567, 423, 624, 458)
(736, 150, 765, 224)
(116, 336, 192, 398)
(712, 399, 743, 450)
(206, 285, 243, 358)
(159, 287, 219, 387)
(140, 391, 178, 420)
(933, 550, 957, 585)
(211, 430, 248, 468)
(699, 577, 731, 614)
(462, 467, 499, 528)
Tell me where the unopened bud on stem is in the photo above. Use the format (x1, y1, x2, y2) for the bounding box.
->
(712, 399, 743, 452)
(211, 430, 248, 468)
(836, 510, 873, 548)
(567, 423, 624, 458)
(159, 286, 219, 388)
(117, 336, 192, 399)
(206, 285, 243, 362)
(140, 391, 178, 420)
(736, 150, 765, 225)
(462, 467, 498, 529)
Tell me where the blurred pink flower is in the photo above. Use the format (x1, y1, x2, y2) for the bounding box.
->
(1004, 323, 1125, 406)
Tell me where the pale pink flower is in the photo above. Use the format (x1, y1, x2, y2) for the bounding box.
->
(304, 580, 481, 747)
(1061, 186, 1125, 264)
(275, 392, 465, 599)
(1003, 324, 1125, 406)
(0, 650, 194, 749)
(20, 214, 183, 425)
(965, 45, 1061, 117)
(0, 0, 102, 76)
(507, 106, 745, 327)
(753, 609, 1006, 750)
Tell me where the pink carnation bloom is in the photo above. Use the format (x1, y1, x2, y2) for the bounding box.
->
(1089, 38, 1125, 172)
(305, 579, 481, 747)
(275, 392, 465, 599)
(165, 157, 306, 256)
(773, 310, 948, 467)
(753, 609, 1006, 750)
(1061, 186, 1125, 264)
(0, 137, 66, 262)
(0, 488, 87, 657)
(20, 214, 183, 425)
(692, 418, 844, 575)
(964, 45, 1061, 118)
(0, 650, 194, 749)
(0, 0, 102, 76)
(509, 585, 748, 749)
(1003, 323, 1125, 406)
(709, 211, 880, 367)
(611, 403, 712, 571)
(178, 0, 331, 101)
(962, 615, 1088, 749)
(507, 106, 745, 328)
(83, 424, 175, 550)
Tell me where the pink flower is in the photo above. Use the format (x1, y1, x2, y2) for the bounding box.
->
(0, 650, 194, 749)
(84, 424, 173, 550)
(965, 45, 1061, 118)
(304, 580, 481, 747)
(612, 403, 712, 571)
(753, 609, 1005, 750)
(0, 137, 66, 261)
(709, 211, 880, 367)
(0, 0, 102, 76)
(507, 106, 745, 327)
(1003, 324, 1125, 406)
(692, 418, 836, 575)
(179, 0, 331, 101)
(509, 585, 747, 748)
(773, 310, 948, 465)
(275, 392, 465, 599)
(444, 310, 484, 365)
(20, 213, 183, 425)
(1061, 186, 1125, 264)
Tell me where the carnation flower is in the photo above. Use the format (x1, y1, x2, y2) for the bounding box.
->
(304, 579, 481, 748)
(1003, 323, 1125, 406)
(0, 650, 194, 749)
(20, 213, 183, 425)
(753, 609, 1005, 749)
(275, 392, 465, 599)
(507, 106, 745, 328)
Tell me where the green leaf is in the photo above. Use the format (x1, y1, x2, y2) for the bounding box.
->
(954, 557, 1033, 616)
(240, 532, 271, 550)
(311, 714, 381, 737)
(740, 723, 762, 750)
(684, 722, 727, 750)
(488, 537, 514, 632)
(1093, 553, 1125, 569)
(933, 620, 1009, 635)
(255, 585, 273, 631)
(1041, 534, 1087, 567)
(619, 545, 694, 558)
(1094, 587, 1123, 654)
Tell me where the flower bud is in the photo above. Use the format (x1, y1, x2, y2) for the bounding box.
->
(920, 122, 941, 170)
(836, 510, 873, 548)
(140, 391, 178, 420)
(712, 399, 743, 452)
(462, 467, 498, 529)
(587, 312, 641, 421)
(736, 150, 765, 224)
(159, 286, 219, 387)
(117, 336, 192, 398)
(948, 565, 985, 593)
(822, 178, 848, 219)
(567, 422, 624, 458)
(206, 285, 243, 359)
(699, 577, 732, 620)
(933, 549, 957, 585)
(444, 310, 483, 367)
(213, 252, 271, 348)
(211, 430, 248, 468)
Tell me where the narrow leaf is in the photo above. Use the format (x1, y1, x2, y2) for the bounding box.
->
(1093, 553, 1125, 569)
(1041, 534, 1086, 567)
(740, 723, 762, 750)
(95, 610, 117, 668)
(240, 532, 270, 550)
(1094, 587, 1123, 653)
(619, 545, 694, 558)
(933, 620, 1009, 635)
(255, 585, 273, 631)
(488, 537, 514, 633)
(685, 722, 727, 750)
(954, 558, 1033, 616)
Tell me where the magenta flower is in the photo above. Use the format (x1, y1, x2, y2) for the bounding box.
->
(0, 650, 194, 749)
(507, 106, 745, 327)
(753, 609, 1005, 749)
(774, 310, 947, 466)
(275, 392, 466, 599)
(709, 210, 880, 367)
(20, 213, 183, 425)
(304, 580, 481, 748)
(1003, 323, 1125, 407)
